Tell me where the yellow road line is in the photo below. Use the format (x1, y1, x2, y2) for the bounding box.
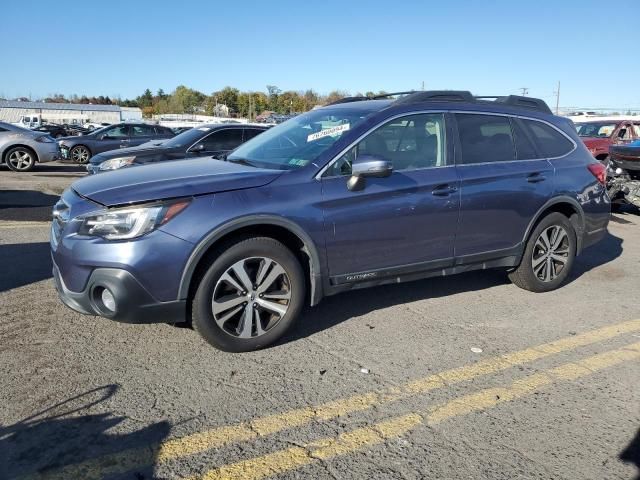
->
(192, 341, 640, 480)
(29, 319, 640, 480)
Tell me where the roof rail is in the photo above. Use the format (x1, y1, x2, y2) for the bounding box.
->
(328, 90, 554, 115)
(394, 90, 475, 104)
(484, 95, 553, 115)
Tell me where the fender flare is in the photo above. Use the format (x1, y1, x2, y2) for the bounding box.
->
(177, 215, 324, 306)
(522, 196, 586, 253)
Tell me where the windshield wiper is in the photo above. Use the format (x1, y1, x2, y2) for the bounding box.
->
(227, 157, 257, 167)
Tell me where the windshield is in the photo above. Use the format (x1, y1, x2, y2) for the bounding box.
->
(575, 122, 617, 138)
(227, 107, 374, 169)
(161, 126, 212, 148)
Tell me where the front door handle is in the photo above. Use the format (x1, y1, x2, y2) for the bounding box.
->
(432, 184, 458, 196)
(527, 173, 546, 183)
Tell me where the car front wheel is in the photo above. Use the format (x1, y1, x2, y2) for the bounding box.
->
(192, 236, 305, 352)
(508, 212, 577, 292)
(70, 145, 91, 164)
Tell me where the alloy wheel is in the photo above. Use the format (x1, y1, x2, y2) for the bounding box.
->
(7, 150, 34, 171)
(531, 225, 570, 282)
(71, 146, 90, 163)
(212, 257, 292, 338)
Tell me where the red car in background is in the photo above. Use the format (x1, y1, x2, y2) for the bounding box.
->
(575, 119, 640, 162)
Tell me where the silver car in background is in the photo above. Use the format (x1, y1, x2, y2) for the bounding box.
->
(0, 122, 59, 172)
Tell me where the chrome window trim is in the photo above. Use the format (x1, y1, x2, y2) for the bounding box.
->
(315, 110, 448, 180)
(450, 110, 577, 162)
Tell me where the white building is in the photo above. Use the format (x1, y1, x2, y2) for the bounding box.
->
(0, 100, 142, 125)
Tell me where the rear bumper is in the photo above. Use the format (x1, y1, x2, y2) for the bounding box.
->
(52, 259, 186, 324)
(38, 145, 60, 163)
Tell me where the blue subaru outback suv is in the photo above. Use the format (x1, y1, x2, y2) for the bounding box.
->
(51, 91, 610, 352)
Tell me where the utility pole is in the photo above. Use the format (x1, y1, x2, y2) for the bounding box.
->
(421, 81, 425, 91)
(519, 87, 529, 96)
(554, 81, 561, 115)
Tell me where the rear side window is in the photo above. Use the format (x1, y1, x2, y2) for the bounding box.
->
(510, 119, 539, 160)
(523, 120, 574, 158)
(243, 128, 264, 141)
(131, 125, 156, 137)
(202, 128, 244, 152)
(456, 114, 515, 164)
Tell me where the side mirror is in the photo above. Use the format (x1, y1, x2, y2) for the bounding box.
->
(190, 143, 205, 153)
(347, 155, 393, 191)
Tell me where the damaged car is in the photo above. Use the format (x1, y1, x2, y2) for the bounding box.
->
(607, 140, 640, 209)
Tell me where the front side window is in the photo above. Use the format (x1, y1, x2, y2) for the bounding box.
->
(324, 113, 446, 177)
(523, 120, 574, 158)
(456, 114, 515, 164)
(202, 129, 244, 152)
(227, 106, 376, 170)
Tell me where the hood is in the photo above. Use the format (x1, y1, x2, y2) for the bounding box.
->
(90, 144, 172, 164)
(580, 137, 610, 148)
(72, 157, 283, 206)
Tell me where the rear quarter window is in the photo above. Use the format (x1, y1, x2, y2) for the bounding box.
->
(522, 120, 574, 158)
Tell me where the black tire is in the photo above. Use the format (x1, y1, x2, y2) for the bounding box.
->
(70, 145, 91, 164)
(5, 146, 37, 172)
(508, 212, 577, 292)
(192, 236, 305, 352)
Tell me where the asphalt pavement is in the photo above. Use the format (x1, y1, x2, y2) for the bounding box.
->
(1, 165, 639, 480)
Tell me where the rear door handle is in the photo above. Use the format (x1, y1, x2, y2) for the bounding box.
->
(432, 184, 458, 196)
(527, 172, 546, 183)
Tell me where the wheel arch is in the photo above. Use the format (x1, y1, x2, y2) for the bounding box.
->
(523, 197, 586, 254)
(2, 144, 39, 164)
(178, 216, 324, 306)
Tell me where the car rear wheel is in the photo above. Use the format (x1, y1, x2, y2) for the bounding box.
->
(5, 147, 36, 172)
(70, 145, 91, 164)
(508, 212, 577, 292)
(192, 236, 305, 352)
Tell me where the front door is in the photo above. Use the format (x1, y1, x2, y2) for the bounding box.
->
(99, 125, 131, 150)
(320, 112, 460, 282)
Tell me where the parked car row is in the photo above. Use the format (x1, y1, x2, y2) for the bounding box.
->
(87, 124, 269, 173)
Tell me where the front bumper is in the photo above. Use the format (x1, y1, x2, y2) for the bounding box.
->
(52, 259, 186, 324)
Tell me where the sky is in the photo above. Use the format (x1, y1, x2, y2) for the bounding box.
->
(3, 0, 639, 109)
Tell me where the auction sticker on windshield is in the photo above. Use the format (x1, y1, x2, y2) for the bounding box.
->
(307, 124, 350, 142)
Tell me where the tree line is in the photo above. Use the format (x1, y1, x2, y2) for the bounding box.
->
(34, 86, 389, 118)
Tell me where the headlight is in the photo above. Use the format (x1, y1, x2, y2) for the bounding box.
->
(35, 135, 55, 143)
(76, 199, 190, 240)
(99, 156, 137, 171)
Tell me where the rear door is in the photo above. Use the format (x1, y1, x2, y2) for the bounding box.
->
(129, 124, 158, 147)
(453, 113, 555, 260)
(99, 125, 131, 151)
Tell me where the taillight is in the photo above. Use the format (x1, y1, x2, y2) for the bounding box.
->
(587, 162, 606, 186)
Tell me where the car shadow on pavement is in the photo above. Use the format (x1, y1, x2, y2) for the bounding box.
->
(567, 230, 623, 283)
(1, 385, 171, 480)
(283, 231, 624, 345)
(620, 427, 640, 480)
(0, 242, 52, 292)
(0, 189, 60, 222)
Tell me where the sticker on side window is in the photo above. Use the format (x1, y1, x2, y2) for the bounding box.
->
(307, 124, 350, 142)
